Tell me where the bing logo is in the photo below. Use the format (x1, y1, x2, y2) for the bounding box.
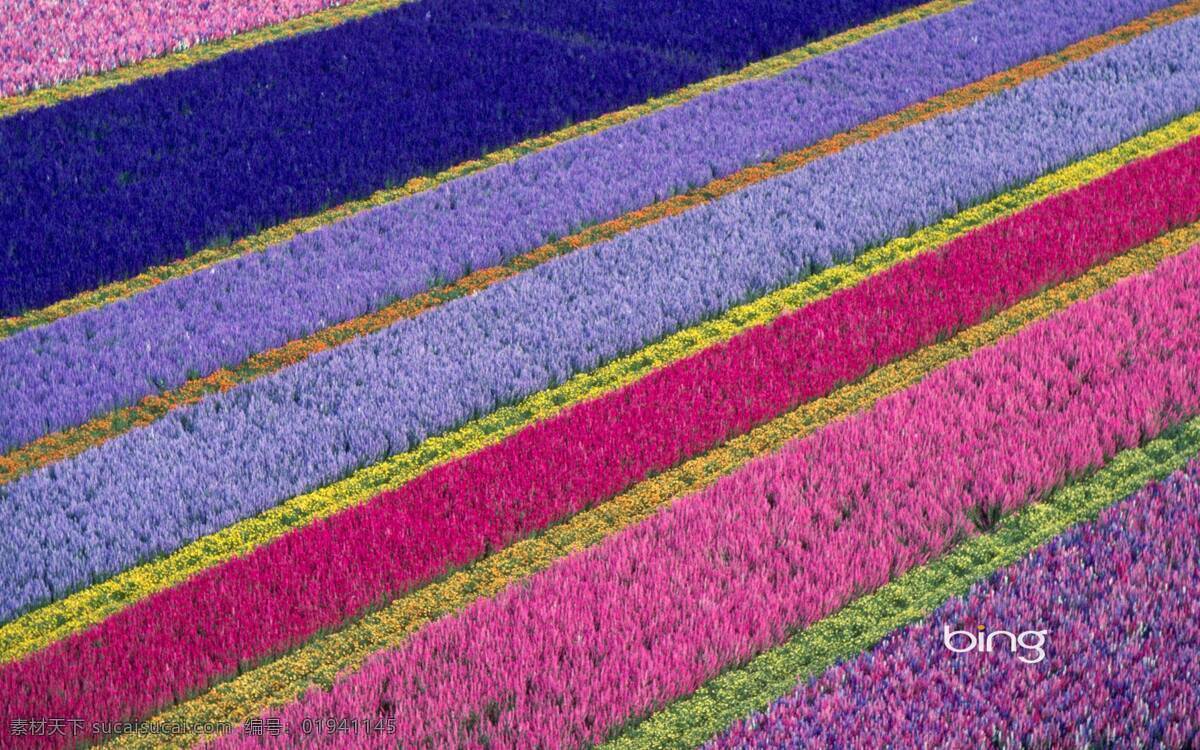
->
(942, 624, 1048, 664)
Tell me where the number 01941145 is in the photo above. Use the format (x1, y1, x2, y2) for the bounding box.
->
(296, 716, 397, 736)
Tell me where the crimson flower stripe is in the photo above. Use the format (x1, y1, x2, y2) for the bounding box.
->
(4, 127, 1200, 746)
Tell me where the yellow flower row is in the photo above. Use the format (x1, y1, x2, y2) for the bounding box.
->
(3, 110, 1197, 669)
(110, 218, 1200, 750)
(0, 0, 969, 339)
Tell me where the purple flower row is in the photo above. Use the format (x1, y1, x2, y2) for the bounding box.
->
(0, 0, 1172, 451)
(4, 16, 1199, 622)
(0, 0, 917, 315)
(212, 233, 1200, 750)
(707, 458, 1200, 749)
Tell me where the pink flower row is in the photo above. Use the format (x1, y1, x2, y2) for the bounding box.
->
(0, 0, 356, 96)
(217, 242, 1200, 749)
(3, 135, 1200, 747)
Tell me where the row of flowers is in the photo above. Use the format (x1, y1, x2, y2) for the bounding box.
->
(707, 454, 1200, 749)
(3, 85, 1195, 494)
(0, 0, 956, 340)
(5, 124, 1170, 673)
(205, 237, 1200, 749)
(0, 0, 929, 316)
(103, 228, 1199, 748)
(625, 412, 1200, 749)
(0, 0, 1148, 451)
(4, 121, 1198, 745)
(4, 18, 1197, 627)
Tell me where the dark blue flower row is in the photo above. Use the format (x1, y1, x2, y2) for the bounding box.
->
(0, 0, 918, 315)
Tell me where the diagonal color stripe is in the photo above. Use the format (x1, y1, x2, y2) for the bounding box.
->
(209, 238, 1200, 748)
(2, 116, 1194, 667)
(3, 5, 1195, 486)
(103, 223, 1200, 749)
(0, 0, 968, 337)
(6, 0, 1148, 459)
(607, 419, 1200, 750)
(9, 4, 1200, 595)
(16, 112, 1198, 739)
(208, 235, 1200, 748)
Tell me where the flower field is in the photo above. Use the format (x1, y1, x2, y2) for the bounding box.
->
(1, 0, 1199, 748)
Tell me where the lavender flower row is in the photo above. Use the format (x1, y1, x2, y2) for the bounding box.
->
(4, 16, 1200, 622)
(707, 457, 1200, 750)
(0, 0, 1170, 450)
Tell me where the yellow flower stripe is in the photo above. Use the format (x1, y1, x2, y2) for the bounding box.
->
(3, 0, 1196, 488)
(108, 220, 1200, 750)
(3, 110, 1198, 668)
(0, 0, 969, 339)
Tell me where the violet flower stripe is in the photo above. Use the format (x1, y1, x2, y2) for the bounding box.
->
(1, 0, 359, 97)
(0, 0, 918, 314)
(5, 123, 1196, 738)
(3, 17, 1200, 624)
(0, 0, 1174, 450)
(706, 457, 1200, 750)
(207, 239, 1200, 749)
(1, 0, 917, 100)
